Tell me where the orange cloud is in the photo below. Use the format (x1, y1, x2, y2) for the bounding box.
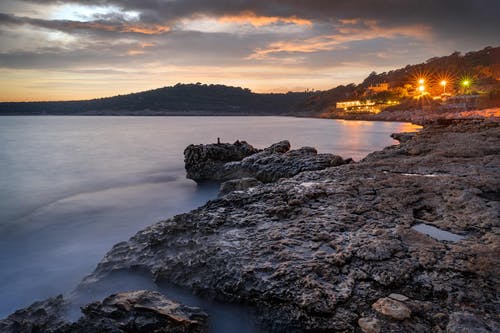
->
(218, 11, 312, 27)
(64, 21, 170, 35)
(249, 20, 433, 60)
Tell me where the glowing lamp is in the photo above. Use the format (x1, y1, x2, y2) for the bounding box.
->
(440, 80, 447, 86)
(418, 85, 425, 92)
(418, 78, 425, 84)
(462, 80, 470, 87)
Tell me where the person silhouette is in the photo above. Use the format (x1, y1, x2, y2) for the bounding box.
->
(217, 137, 221, 144)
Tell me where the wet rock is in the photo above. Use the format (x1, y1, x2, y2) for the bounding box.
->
(372, 297, 412, 320)
(184, 139, 348, 183)
(0, 291, 208, 333)
(219, 177, 262, 196)
(391, 132, 417, 143)
(184, 140, 260, 182)
(358, 317, 381, 333)
(70, 290, 208, 333)
(0, 295, 68, 333)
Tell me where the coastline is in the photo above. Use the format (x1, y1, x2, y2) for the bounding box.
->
(0, 107, 498, 126)
(1, 118, 499, 332)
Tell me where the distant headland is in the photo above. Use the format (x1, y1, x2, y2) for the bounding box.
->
(0, 46, 498, 121)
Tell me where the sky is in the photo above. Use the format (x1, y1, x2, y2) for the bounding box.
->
(0, 0, 498, 101)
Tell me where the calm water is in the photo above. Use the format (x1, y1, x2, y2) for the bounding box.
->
(0, 116, 420, 328)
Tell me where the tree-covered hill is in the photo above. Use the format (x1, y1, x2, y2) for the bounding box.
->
(302, 46, 500, 113)
(0, 83, 312, 115)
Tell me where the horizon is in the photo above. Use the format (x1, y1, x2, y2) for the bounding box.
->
(1, 0, 499, 102)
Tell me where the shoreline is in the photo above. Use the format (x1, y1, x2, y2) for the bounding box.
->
(0, 107, 498, 126)
(1, 118, 499, 332)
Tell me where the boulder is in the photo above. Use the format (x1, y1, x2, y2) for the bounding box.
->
(184, 139, 348, 183)
(184, 140, 260, 182)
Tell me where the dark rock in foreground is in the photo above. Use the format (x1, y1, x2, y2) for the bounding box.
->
(3, 119, 499, 332)
(0, 291, 208, 333)
(184, 139, 348, 183)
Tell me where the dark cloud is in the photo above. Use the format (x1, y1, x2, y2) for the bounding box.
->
(0, 0, 498, 99)
(17, 0, 500, 38)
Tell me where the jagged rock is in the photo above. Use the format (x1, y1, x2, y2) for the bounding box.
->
(184, 140, 260, 182)
(0, 295, 68, 333)
(70, 291, 208, 333)
(5, 120, 500, 332)
(184, 139, 348, 183)
(219, 177, 262, 196)
(390, 132, 417, 143)
(372, 297, 412, 320)
(358, 317, 381, 333)
(0, 291, 208, 333)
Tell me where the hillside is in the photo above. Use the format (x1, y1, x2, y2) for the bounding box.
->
(0, 83, 312, 115)
(302, 46, 500, 114)
(1, 46, 498, 117)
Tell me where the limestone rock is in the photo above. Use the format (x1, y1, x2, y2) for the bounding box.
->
(71, 290, 208, 333)
(0, 291, 208, 333)
(391, 132, 417, 143)
(219, 177, 262, 196)
(358, 317, 381, 333)
(4, 120, 500, 332)
(184, 139, 348, 183)
(372, 297, 412, 320)
(184, 140, 260, 182)
(0, 295, 67, 333)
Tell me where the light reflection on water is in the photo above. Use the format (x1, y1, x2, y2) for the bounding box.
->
(0, 116, 420, 320)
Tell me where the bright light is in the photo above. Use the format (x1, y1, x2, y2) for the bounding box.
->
(440, 80, 447, 86)
(418, 85, 425, 92)
(462, 80, 470, 87)
(418, 78, 425, 84)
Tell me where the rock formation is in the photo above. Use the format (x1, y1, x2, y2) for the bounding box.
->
(184, 139, 348, 184)
(0, 291, 207, 333)
(2, 119, 499, 332)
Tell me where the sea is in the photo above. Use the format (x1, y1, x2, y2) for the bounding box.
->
(0, 116, 420, 331)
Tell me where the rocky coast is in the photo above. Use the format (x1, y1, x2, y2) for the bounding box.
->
(1, 119, 499, 333)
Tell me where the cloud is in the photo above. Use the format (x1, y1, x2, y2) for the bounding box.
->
(218, 11, 312, 27)
(0, 0, 498, 100)
(248, 20, 433, 60)
(0, 13, 170, 35)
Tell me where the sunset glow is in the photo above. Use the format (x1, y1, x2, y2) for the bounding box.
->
(0, 0, 498, 101)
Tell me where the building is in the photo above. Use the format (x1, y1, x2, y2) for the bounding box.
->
(336, 100, 379, 113)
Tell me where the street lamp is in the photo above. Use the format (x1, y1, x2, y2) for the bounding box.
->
(462, 80, 470, 94)
(440, 80, 447, 94)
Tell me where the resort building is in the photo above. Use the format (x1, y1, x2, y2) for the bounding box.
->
(336, 100, 379, 113)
